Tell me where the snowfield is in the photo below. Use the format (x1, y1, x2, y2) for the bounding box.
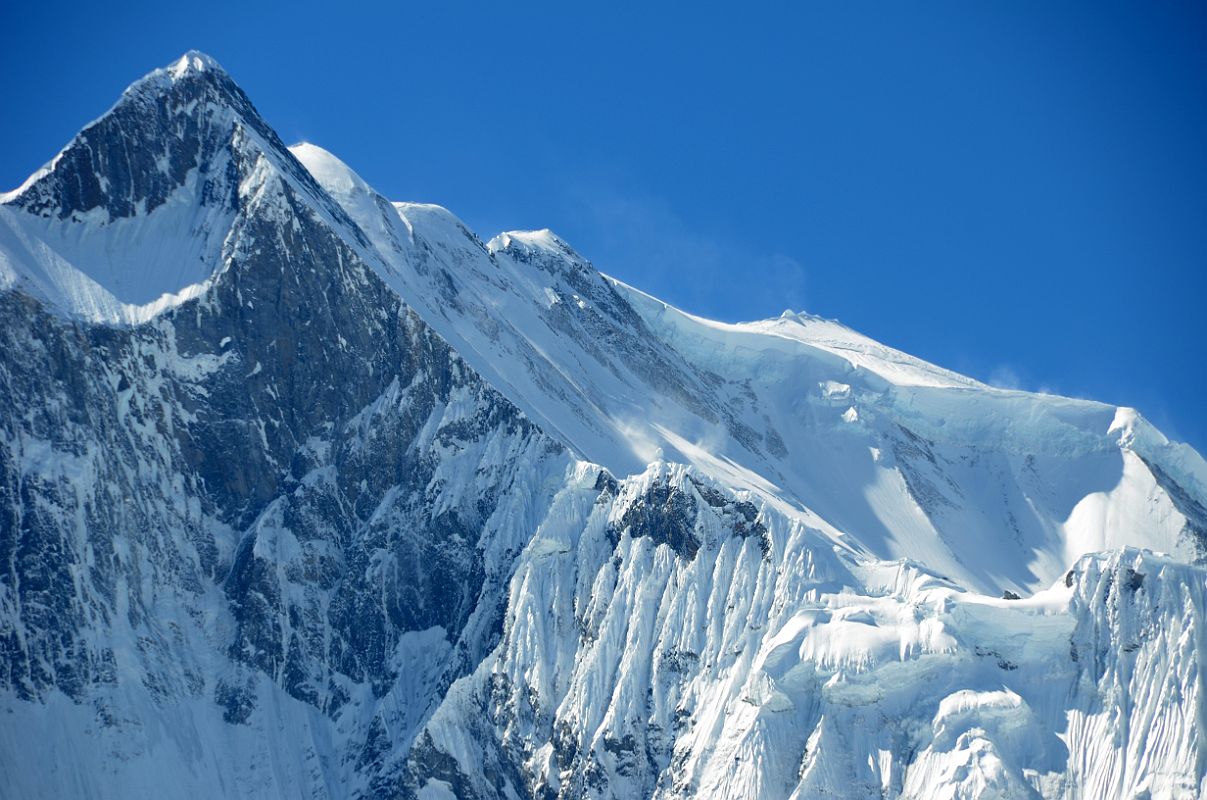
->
(1, 51, 1205, 799)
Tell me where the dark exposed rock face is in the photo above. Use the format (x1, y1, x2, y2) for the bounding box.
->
(0, 150, 560, 715)
(0, 52, 775, 799)
(609, 474, 767, 561)
(1137, 453, 1207, 560)
(0, 261, 760, 793)
(12, 52, 348, 232)
(0, 51, 559, 789)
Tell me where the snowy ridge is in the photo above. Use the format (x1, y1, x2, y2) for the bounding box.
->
(1, 52, 1205, 799)
(288, 142, 1207, 595)
(0, 52, 369, 324)
(0, 52, 221, 207)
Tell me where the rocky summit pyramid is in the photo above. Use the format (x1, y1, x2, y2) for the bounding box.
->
(2, 52, 1205, 799)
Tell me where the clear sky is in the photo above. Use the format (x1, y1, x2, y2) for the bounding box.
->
(4, 2, 1205, 452)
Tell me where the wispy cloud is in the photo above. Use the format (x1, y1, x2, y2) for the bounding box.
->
(555, 180, 807, 322)
(987, 364, 1071, 399)
(987, 365, 1023, 390)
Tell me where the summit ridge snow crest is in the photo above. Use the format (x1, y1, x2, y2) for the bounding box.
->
(1, 52, 1205, 800)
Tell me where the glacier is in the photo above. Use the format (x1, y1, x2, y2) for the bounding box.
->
(0, 51, 1205, 799)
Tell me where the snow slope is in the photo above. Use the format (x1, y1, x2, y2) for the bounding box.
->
(1, 52, 1205, 800)
(289, 142, 1207, 596)
(423, 483, 1207, 799)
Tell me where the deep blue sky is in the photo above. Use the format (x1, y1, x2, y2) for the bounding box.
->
(4, 2, 1205, 451)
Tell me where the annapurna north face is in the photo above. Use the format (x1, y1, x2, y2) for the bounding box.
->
(1, 51, 1205, 799)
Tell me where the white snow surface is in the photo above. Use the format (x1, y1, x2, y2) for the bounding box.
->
(0, 183, 230, 322)
(10, 123, 1201, 592)
(284, 142, 1207, 596)
(425, 465, 1207, 800)
(2, 55, 1206, 799)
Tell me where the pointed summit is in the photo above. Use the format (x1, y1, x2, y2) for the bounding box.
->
(0, 52, 365, 321)
(489, 229, 570, 255)
(122, 50, 242, 107)
(488, 229, 596, 282)
(167, 49, 225, 78)
(3, 50, 286, 222)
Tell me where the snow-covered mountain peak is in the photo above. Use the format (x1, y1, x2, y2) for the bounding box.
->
(488, 228, 592, 273)
(3, 60, 214, 210)
(25, 52, 377, 225)
(167, 49, 224, 79)
(489, 228, 570, 255)
(126, 50, 238, 111)
(0, 56, 368, 323)
(4, 52, 1207, 799)
(285, 136, 1207, 595)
